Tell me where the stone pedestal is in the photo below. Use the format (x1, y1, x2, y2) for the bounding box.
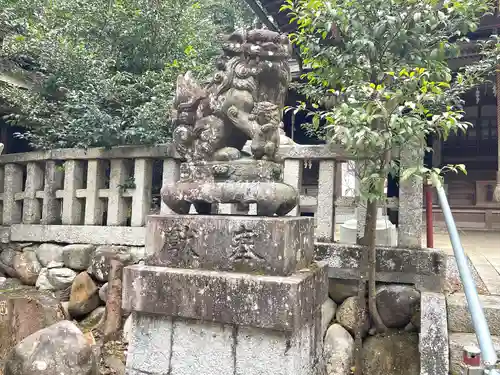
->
(339, 208, 397, 246)
(124, 215, 327, 375)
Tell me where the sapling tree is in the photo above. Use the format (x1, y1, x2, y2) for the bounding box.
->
(282, 0, 493, 372)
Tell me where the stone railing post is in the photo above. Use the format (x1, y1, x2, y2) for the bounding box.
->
(84, 160, 106, 225)
(315, 159, 337, 241)
(131, 158, 153, 226)
(61, 160, 84, 225)
(398, 146, 424, 248)
(3, 164, 23, 225)
(283, 159, 303, 216)
(23, 162, 44, 224)
(107, 159, 130, 226)
(41, 161, 63, 224)
(160, 159, 179, 215)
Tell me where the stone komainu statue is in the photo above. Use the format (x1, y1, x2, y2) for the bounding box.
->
(162, 28, 298, 216)
(172, 28, 291, 162)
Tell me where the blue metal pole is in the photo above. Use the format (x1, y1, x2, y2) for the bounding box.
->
(435, 183, 498, 370)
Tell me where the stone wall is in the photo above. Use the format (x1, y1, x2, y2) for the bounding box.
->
(0, 241, 142, 373)
(322, 280, 421, 375)
(0, 242, 145, 290)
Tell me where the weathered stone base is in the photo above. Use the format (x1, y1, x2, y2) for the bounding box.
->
(123, 263, 327, 375)
(126, 313, 323, 375)
(123, 264, 326, 330)
(146, 215, 314, 276)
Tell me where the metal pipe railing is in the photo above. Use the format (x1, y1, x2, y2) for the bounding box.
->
(433, 176, 499, 373)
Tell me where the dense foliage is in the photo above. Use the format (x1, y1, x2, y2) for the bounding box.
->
(0, 0, 254, 149)
(285, 0, 494, 197)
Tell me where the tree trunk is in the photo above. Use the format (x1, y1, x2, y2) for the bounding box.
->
(354, 208, 369, 375)
(103, 258, 124, 343)
(354, 277, 366, 375)
(365, 199, 387, 334)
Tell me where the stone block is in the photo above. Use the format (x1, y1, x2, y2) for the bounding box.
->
(10, 224, 146, 246)
(145, 215, 314, 276)
(126, 312, 323, 375)
(419, 292, 449, 375)
(315, 243, 447, 292)
(123, 263, 327, 332)
(447, 293, 500, 335)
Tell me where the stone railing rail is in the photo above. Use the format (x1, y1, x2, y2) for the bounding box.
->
(0, 143, 410, 246)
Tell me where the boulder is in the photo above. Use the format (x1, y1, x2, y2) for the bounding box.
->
(324, 324, 354, 375)
(35, 243, 65, 268)
(0, 246, 21, 277)
(321, 298, 337, 337)
(62, 244, 95, 271)
(4, 320, 96, 375)
(99, 282, 108, 303)
(376, 285, 420, 329)
(336, 296, 369, 336)
(328, 279, 359, 304)
(362, 331, 419, 375)
(87, 246, 132, 282)
(12, 251, 42, 286)
(68, 272, 100, 318)
(79, 307, 106, 331)
(47, 268, 77, 290)
(35, 268, 54, 291)
(0, 288, 65, 363)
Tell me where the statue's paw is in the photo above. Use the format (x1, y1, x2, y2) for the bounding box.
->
(214, 147, 241, 161)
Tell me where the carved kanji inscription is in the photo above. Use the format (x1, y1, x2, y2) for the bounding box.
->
(163, 223, 199, 259)
(229, 224, 263, 262)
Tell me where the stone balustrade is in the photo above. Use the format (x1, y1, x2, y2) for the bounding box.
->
(0, 143, 417, 246)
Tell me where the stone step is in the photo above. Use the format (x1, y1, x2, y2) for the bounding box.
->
(447, 293, 500, 335)
(449, 333, 500, 375)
